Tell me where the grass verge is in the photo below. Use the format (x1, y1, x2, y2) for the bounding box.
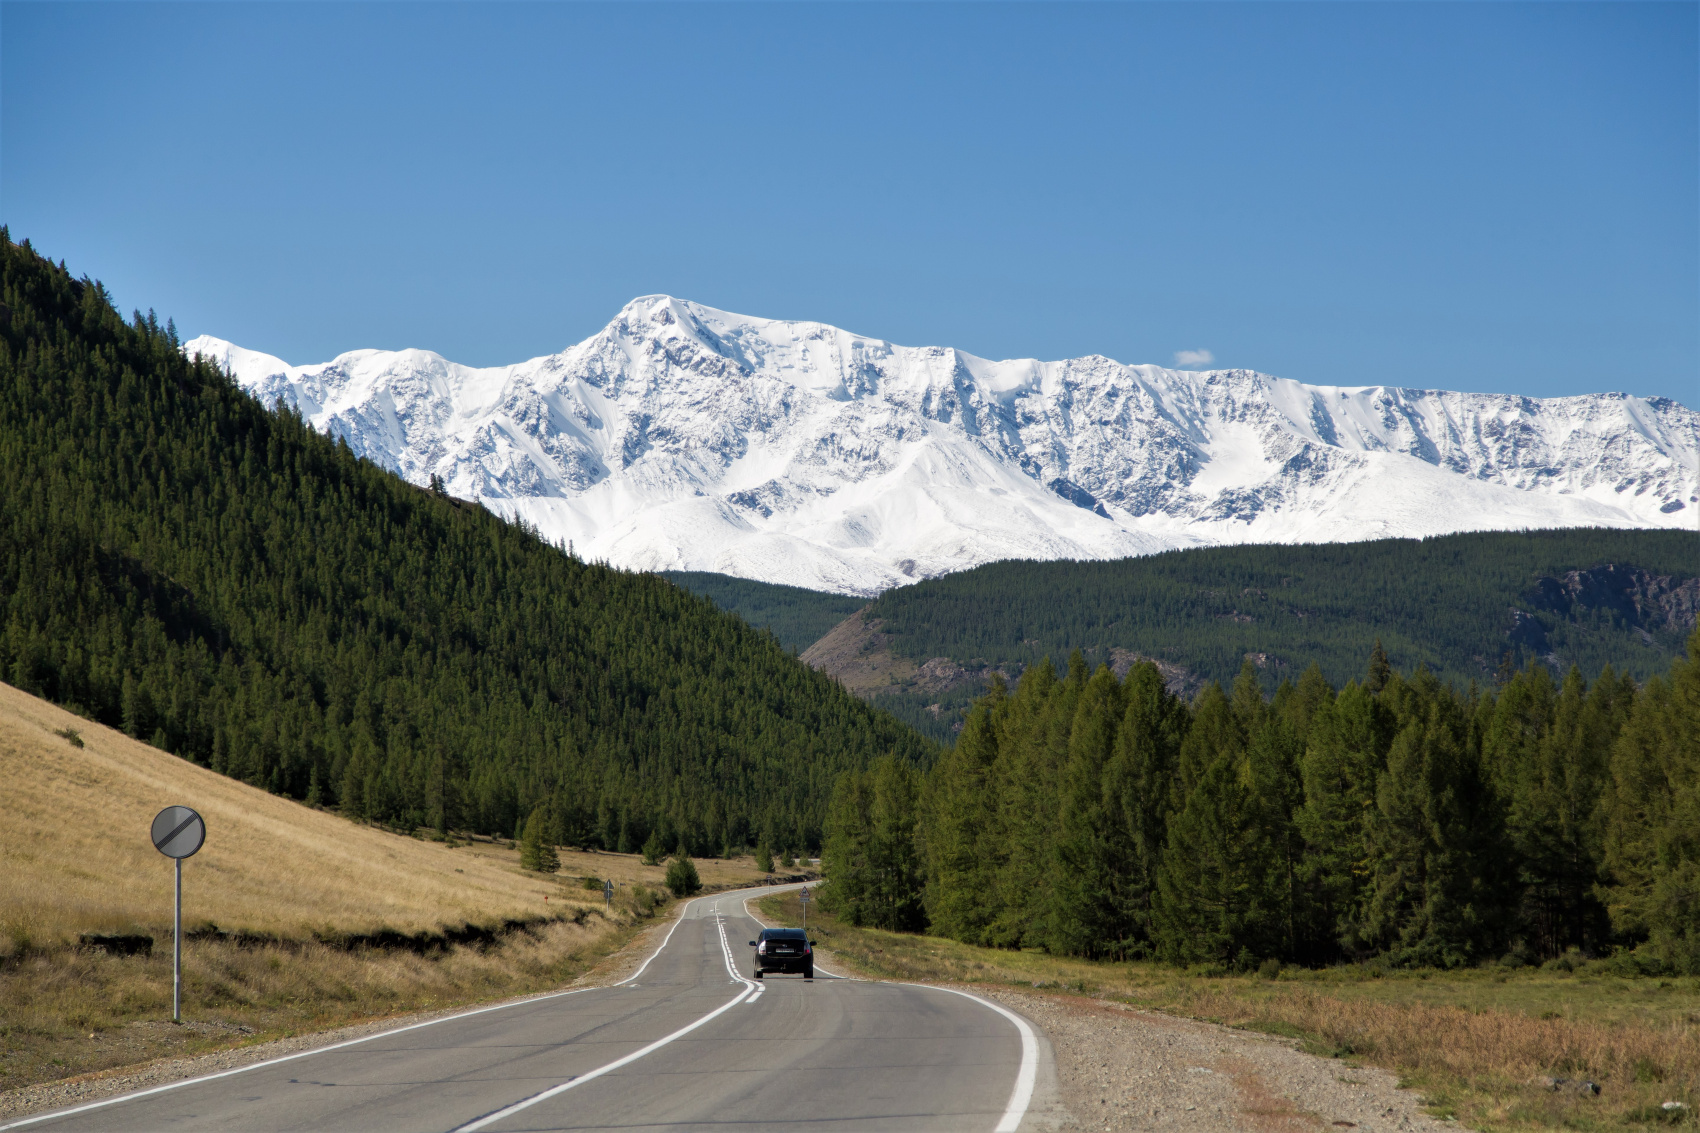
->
(759, 892, 1700, 1132)
(0, 890, 668, 1095)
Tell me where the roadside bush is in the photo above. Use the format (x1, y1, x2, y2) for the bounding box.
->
(665, 855, 701, 898)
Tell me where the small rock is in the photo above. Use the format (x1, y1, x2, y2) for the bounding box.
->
(1664, 1101, 1688, 1112)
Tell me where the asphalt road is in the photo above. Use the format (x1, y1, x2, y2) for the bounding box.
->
(7, 885, 1049, 1132)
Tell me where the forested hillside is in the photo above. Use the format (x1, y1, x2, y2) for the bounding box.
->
(0, 234, 934, 855)
(840, 531, 1697, 731)
(823, 633, 1700, 973)
(660, 571, 863, 654)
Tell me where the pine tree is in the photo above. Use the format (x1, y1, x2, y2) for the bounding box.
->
(1295, 681, 1384, 960)
(1103, 661, 1189, 951)
(1366, 639, 1392, 695)
(1602, 627, 1700, 973)
(1358, 673, 1513, 967)
(1049, 664, 1130, 957)
(1152, 741, 1282, 967)
(985, 657, 1066, 947)
(921, 681, 1005, 944)
(866, 756, 926, 931)
(664, 852, 701, 897)
(756, 842, 774, 873)
(520, 808, 560, 873)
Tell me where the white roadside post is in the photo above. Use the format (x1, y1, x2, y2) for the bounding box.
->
(149, 806, 206, 1024)
(798, 885, 809, 934)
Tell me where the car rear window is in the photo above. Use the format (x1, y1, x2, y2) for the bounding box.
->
(762, 929, 806, 940)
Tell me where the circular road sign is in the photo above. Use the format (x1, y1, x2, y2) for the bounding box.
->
(151, 806, 206, 859)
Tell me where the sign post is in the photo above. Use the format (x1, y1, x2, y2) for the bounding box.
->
(798, 886, 810, 934)
(604, 878, 614, 908)
(150, 806, 206, 1023)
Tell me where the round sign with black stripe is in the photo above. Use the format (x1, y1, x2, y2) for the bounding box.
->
(151, 806, 205, 859)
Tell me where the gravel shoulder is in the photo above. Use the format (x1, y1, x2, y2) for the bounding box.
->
(983, 988, 1449, 1132)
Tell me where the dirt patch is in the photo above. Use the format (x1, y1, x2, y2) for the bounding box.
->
(799, 610, 917, 696)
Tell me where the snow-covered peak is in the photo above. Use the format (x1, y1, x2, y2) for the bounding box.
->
(185, 301, 1699, 595)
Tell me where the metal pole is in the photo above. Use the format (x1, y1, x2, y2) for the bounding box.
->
(174, 857, 182, 1023)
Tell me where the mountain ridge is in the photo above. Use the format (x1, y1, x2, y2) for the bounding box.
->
(186, 295, 1699, 595)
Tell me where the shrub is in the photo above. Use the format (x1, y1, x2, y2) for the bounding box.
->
(665, 855, 701, 897)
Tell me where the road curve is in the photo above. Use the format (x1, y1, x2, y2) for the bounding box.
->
(6, 885, 1047, 1132)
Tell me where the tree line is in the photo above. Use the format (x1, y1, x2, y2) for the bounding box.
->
(0, 233, 935, 857)
(862, 530, 1698, 696)
(821, 633, 1700, 973)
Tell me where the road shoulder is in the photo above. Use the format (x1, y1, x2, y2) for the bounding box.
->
(974, 988, 1446, 1132)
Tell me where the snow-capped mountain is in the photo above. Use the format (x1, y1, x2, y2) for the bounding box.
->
(185, 297, 1699, 596)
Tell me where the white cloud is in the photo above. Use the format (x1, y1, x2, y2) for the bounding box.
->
(1173, 349, 1215, 368)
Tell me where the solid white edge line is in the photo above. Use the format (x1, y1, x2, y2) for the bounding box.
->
(1, 889, 717, 1132)
(0, 987, 593, 1132)
(454, 895, 762, 1133)
(917, 986, 1039, 1133)
(614, 890, 700, 985)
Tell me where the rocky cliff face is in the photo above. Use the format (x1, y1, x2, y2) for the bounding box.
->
(1522, 566, 1700, 637)
(186, 296, 1699, 595)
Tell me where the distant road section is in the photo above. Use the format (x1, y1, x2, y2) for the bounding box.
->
(7, 885, 1040, 1132)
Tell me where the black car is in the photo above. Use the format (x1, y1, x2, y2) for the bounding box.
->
(749, 927, 813, 980)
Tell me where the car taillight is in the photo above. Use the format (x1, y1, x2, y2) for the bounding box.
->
(804, 944, 811, 953)
(757, 942, 766, 955)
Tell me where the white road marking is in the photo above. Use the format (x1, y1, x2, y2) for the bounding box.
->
(0, 890, 715, 1132)
(455, 894, 769, 1131)
(6, 881, 1038, 1133)
(448, 982, 752, 1132)
(0, 988, 595, 1132)
(614, 891, 701, 985)
(736, 885, 1036, 1130)
(916, 986, 1040, 1133)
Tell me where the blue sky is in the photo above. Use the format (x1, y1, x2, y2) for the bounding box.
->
(3, 2, 1694, 402)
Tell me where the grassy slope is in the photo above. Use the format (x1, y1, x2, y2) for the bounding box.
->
(760, 892, 1700, 1132)
(1, 679, 581, 948)
(0, 679, 770, 1094)
(660, 571, 866, 655)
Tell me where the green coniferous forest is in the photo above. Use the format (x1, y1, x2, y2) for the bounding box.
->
(864, 531, 1698, 694)
(0, 234, 936, 854)
(822, 636, 1700, 972)
(660, 572, 864, 655)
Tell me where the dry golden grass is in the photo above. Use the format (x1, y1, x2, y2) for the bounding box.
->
(0, 680, 783, 1094)
(761, 892, 1700, 1131)
(0, 680, 601, 951)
